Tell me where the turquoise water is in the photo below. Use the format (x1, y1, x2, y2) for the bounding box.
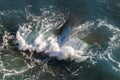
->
(0, 0, 120, 80)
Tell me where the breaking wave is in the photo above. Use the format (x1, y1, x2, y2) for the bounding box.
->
(0, 0, 120, 79)
(16, 8, 89, 62)
(0, 7, 120, 79)
(15, 7, 120, 67)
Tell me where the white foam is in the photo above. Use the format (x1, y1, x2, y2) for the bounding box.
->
(16, 16, 120, 63)
(16, 9, 89, 62)
(16, 27, 88, 62)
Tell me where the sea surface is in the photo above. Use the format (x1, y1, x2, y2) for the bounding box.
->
(0, 0, 120, 80)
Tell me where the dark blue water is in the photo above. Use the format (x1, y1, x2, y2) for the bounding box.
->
(0, 0, 120, 80)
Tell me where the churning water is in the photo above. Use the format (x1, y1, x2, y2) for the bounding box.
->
(0, 0, 120, 80)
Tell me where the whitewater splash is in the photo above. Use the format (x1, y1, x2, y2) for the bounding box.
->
(1, 9, 120, 80)
(15, 7, 120, 65)
(16, 9, 89, 62)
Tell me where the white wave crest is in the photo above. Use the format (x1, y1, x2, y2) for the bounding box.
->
(16, 9, 89, 62)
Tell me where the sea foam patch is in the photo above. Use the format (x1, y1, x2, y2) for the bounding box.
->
(16, 9, 89, 62)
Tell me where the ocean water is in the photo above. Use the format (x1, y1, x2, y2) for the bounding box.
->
(0, 0, 120, 80)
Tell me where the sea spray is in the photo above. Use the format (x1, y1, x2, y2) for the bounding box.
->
(16, 9, 89, 62)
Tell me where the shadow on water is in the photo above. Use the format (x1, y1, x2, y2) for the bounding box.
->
(83, 25, 113, 48)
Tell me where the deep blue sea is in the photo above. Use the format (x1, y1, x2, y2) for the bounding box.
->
(0, 0, 120, 80)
